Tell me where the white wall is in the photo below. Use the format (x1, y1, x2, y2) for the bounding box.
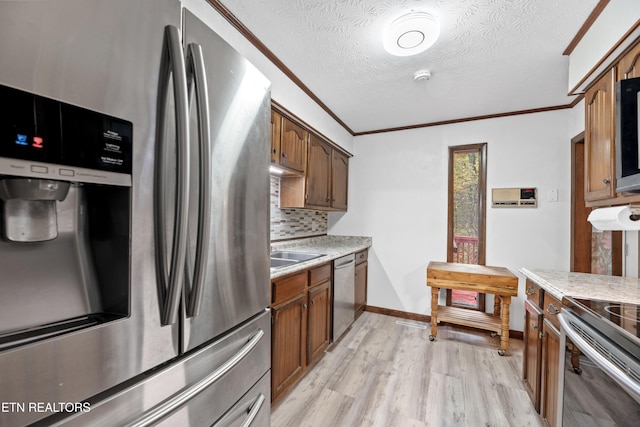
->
(180, 0, 354, 153)
(329, 109, 574, 331)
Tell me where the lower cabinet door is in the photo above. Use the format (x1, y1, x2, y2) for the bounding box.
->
(541, 318, 561, 427)
(354, 261, 368, 314)
(271, 293, 307, 401)
(523, 299, 543, 412)
(307, 280, 331, 364)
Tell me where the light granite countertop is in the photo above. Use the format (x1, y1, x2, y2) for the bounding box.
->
(270, 235, 372, 280)
(520, 268, 640, 304)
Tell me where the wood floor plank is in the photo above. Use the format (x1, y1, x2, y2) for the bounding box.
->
(271, 312, 543, 427)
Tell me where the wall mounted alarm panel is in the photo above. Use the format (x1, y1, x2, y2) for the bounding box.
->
(492, 188, 537, 208)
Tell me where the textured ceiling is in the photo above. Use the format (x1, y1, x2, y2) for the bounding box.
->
(218, 0, 599, 133)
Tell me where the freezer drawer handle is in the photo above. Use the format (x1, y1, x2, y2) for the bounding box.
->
(126, 329, 265, 427)
(155, 25, 191, 326)
(239, 393, 266, 427)
(185, 42, 211, 318)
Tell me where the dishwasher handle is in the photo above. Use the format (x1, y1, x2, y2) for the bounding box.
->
(334, 259, 355, 270)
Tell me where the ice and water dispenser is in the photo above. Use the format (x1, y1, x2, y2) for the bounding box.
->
(0, 84, 132, 349)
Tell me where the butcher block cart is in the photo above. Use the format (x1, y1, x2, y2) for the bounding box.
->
(426, 261, 518, 355)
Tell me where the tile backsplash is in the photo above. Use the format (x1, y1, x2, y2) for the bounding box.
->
(270, 175, 327, 241)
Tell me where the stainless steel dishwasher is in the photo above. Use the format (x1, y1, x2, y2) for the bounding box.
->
(333, 253, 356, 341)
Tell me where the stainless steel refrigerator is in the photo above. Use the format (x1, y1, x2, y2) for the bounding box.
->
(0, 1, 271, 426)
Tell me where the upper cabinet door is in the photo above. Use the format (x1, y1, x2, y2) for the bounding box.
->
(306, 134, 332, 208)
(331, 150, 349, 211)
(271, 110, 282, 165)
(584, 68, 616, 202)
(618, 42, 640, 80)
(280, 117, 308, 174)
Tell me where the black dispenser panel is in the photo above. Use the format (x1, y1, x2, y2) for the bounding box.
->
(0, 84, 132, 175)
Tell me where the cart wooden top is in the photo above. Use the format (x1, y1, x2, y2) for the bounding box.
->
(426, 261, 518, 296)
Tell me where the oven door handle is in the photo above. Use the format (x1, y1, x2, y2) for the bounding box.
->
(559, 313, 640, 400)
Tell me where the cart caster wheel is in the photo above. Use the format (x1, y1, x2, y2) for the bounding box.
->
(498, 349, 505, 356)
(573, 367, 582, 375)
(490, 332, 497, 338)
(429, 335, 436, 341)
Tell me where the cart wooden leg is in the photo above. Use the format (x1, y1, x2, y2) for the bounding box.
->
(493, 295, 501, 316)
(430, 287, 438, 341)
(498, 296, 510, 355)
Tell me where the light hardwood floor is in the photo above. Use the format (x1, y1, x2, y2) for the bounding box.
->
(271, 311, 543, 427)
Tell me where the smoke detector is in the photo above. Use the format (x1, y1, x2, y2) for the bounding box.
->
(414, 69, 432, 81)
(383, 12, 440, 56)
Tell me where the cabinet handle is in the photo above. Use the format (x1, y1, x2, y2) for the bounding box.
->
(533, 324, 538, 330)
(272, 148, 277, 154)
(526, 286, 535, 296)
(311, 298, 315, 304)
(547, 303, 559, 315)
(282, 152, 287, 158)
(303, 303, 307, 309)
(539, 332, 545, 339)
(603, 178, 611, 185)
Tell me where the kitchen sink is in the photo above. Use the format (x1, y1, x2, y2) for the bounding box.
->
(270, 251, 324, 262)
(270, 251, 325, 271)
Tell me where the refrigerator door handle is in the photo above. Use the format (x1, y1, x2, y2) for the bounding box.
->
(125, 329, 265, 427)
(185, 42, 211, 318)
(155, 25, 191, 326)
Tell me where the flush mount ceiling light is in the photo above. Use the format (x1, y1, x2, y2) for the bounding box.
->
(383, 12, 440, 57)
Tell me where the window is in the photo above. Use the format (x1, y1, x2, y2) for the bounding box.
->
(447, 143, 487, 310)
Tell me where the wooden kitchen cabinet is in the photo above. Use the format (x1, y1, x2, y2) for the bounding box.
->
(280, 131, 349, 211)
(522, 279, 562, 427)
(523, 299, 543, 412)
(307, 263, 332, 365)
(354, 249, 368, 318)
(270, 110, 282, 165)
(271, 271, 307, 401)
(270, 111, 308, 175)
(271, 293, 307, 402)
(541, 318, 561, 427)
(584, 68, 616, 203)
(331, 149, 349, 210)
(617, 41, 640, 80)
(582, 39, 640, 207)
(271, 262, 333, 403)
(305, 134, 332, 208)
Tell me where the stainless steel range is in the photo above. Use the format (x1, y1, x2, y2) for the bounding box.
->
(559, 296, 640, 426)
(0, 1, 271, 426)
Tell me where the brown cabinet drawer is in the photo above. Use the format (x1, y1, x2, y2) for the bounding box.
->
(309, 262, 331, 287)
(543, 293, 561, 330)
(355, 249, 368, 265)
(272, 271, 307, 305)
(525, 279, 543, 307)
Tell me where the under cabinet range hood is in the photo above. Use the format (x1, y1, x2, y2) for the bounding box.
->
(588, 205, 640, 230)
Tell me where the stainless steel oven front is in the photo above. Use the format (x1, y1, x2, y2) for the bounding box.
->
(558, 308, 640, 426)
